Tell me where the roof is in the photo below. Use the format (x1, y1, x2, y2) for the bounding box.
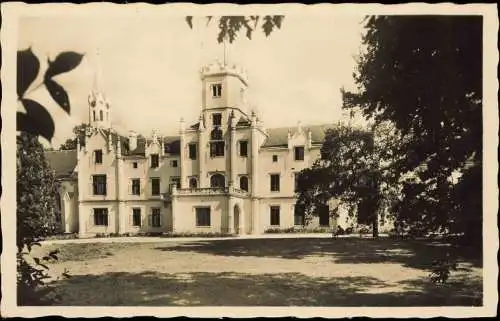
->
(263, 124, 338, 147)
(44, 150, 77, 179)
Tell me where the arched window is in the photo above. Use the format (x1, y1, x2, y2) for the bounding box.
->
(189, 177, 198, 189)
(239, 176, 249, 191)
(100, 110, 104, 121)
(210, 173, 225, 189)
(93, 110, 96, 121)
(210, 128, 223, 141)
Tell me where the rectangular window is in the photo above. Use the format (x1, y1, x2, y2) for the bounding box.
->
(272, 155, 278, 162)
(151, 208, 162, 227)
(196, 207, 211, 227)
(92, 175, 107, 195)
(171, 160, 178, 168)
(132, 162, 138, 169)
(94, 149, 103, 164)
(151, 178, 160, 196)
(132, 208, 141, 226)
(270, 206, 280, 226)
(294, 205, 305, 226)
(211, 84, 222, 98)
(212, 113, 222, 126)
(270, 174, 280, 192)
(239, 140, 248, 157)
(151, 154, 159, 168)
(210, 141, 225, 157)
(131, 178, 141, 195)
(93, 208, 108, 226)
(189, 143, 197, 160)
(294, 146, 305, 161)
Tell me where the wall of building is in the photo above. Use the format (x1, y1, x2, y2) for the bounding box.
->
(173, 195, 228, 233)
(59, 179, 79, 233)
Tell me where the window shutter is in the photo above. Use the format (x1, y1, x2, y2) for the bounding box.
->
(148, 214, 152, 227)
(128, 180, 132, 195)
(159, 213, 163, 227)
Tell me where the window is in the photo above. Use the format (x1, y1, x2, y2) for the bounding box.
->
(151, 178, 160, 196)
(212, 113, 222, 126)
(319, 204, 330, 227)
(189, 143, 197, 160)
(211, 84, 222, 98)
(239, 140, 248, 157)
(294, 146, 305, 161)
(92, 175, 107, 195)
(93, 208, 108, 226)
(189, 177, 198, 188)
(151, 154, 159, 168)
(99, 110, 103, 121)
(94, 149, 103, 164)
(272, 155, 278, 162)
(132, 208, 141, 227)
(210, 141, 225, 157)
(131, 178, 141, 195)
(171, 160, 178, 168)
(210, 174, 225, 189)
(93, 110, 96, 121)
(132, 162, 138, 169)
(151, 208, 162, 227)
(270, 174, 280, 192)
(196, 207, 211, 226)
(239, 176, 249, 191)
(270, 206, 280, 226)
(294, 205, 305, 226)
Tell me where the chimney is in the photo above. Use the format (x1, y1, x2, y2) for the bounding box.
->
(128, 130, 137, 151)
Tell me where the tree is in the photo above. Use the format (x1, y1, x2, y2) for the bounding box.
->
(185, 15, 285, 43)
(17, 131, 62, 304)
(59, 123, 91, 150)
(342, 16, 482, 243)
(296, 122, 400, 238)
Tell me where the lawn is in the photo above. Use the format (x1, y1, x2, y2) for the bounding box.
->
(31, 237, 482, 306)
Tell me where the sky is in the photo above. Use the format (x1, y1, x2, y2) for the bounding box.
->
(18, 13, 367, 147)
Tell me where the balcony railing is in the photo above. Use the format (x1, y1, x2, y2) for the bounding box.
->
(163, 186, 248, 198)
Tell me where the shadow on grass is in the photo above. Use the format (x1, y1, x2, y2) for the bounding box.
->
(36, 270, 482, 306)
(154, 238, 482, 271)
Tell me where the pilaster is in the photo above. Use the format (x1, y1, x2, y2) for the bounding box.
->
(179, 118, 186, 189)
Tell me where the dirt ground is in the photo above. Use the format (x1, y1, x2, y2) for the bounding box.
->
(31, 237, 482, 306)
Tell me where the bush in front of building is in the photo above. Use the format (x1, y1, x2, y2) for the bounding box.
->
(264, 226, 332, 234)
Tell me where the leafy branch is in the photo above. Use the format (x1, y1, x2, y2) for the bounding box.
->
(17, 48, 84, 142)
(185, 15, 285, 43)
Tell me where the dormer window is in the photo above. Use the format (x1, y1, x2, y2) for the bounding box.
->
(94, 149, 103, 164)
(151, 154, 159, 168)
(212, 113, 222, 126)
(294, 146, 305, 161)
(211, 83, 222, 98)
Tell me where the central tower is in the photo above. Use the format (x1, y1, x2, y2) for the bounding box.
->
(200, 60, 248, 112)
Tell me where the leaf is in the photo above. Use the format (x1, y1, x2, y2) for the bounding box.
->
(206, 16, 213, 26)
(272, 15, 284, 29)
(185, 16, 193, 29)
(262, 16, 274, 37)
(45, 78, 70, 113)
(45, 52, 84, 78)
(17, 99, 55, 142)
(17, 48, 40, 99)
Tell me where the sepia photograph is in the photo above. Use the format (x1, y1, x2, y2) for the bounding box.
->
(1, 2, 498, 318)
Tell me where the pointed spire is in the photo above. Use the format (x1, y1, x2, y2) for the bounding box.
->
(92, 47, 105, 93)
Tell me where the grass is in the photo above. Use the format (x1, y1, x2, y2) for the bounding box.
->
(30, 237, 482, 306)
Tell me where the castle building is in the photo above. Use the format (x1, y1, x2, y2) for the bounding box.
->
(46, 60, 343, 237)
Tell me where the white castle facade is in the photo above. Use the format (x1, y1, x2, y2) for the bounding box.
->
(47, 60, 346, 237)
